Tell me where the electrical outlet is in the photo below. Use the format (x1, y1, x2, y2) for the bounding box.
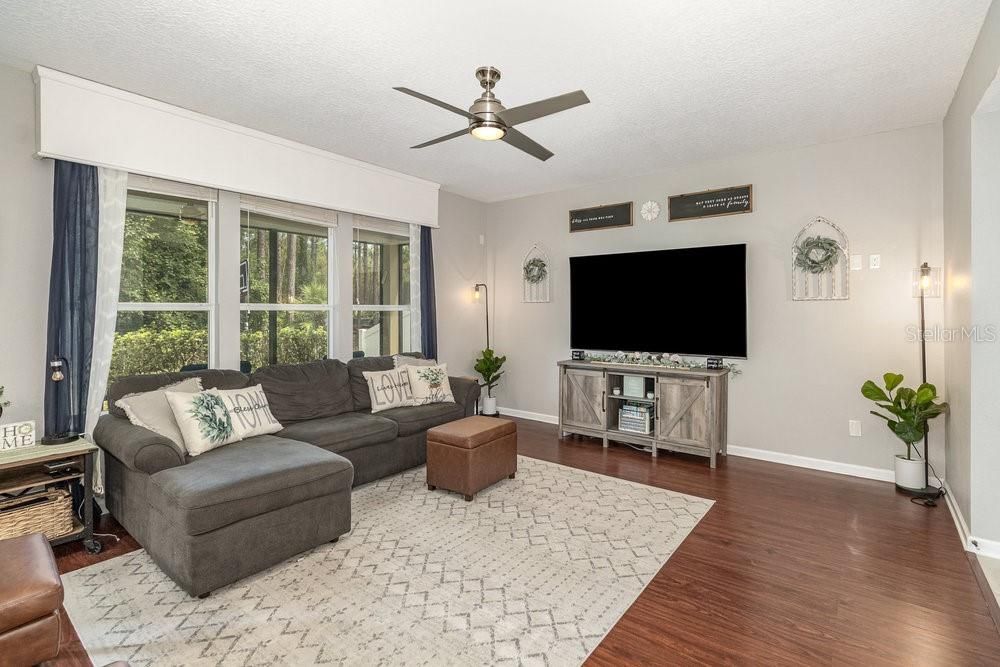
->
(479, 234, 485, 245)
(849, 420, 862, 437)
(850, 254, 863, 271)
(869, 254, 881, 270)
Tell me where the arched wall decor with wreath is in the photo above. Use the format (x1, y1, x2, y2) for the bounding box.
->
(522, 244, 551, 303)
(791, 216, 849, 301)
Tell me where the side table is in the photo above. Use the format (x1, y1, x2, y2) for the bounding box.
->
(0, 439, 102, 554)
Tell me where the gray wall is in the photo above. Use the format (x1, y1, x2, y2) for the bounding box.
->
(434, 190, 487, 377)
(971, 110, 1000, 544)
(484, 124, 945, 474)
(943, 0, 1000, 539)
(0, 64, 52, 425)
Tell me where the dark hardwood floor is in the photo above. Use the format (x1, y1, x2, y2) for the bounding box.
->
(50, 418, 1000, 666)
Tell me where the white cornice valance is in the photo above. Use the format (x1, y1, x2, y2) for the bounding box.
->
(34, 66, 439, 227)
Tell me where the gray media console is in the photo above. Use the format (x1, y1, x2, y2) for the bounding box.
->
(557, 360, 730, 467)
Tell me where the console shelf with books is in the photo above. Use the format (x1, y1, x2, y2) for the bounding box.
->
(557, 359, 729, 467)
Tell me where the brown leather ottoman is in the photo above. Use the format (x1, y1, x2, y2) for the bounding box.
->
(0, 533, 64, 666)
(426, 416, 517, 501)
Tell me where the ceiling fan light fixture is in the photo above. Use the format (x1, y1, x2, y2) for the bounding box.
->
(470, 122, 506, 141)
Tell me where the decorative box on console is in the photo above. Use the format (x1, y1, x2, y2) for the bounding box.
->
(618, 404, 654, 435)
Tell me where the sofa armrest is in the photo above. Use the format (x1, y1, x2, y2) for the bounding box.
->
(93, 413, 185, 475)
(450, 376, 482, 416)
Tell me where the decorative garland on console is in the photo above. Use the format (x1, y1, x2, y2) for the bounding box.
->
(523, 257, 548, 284)
(793, 236, 841, 274)
(585, 351, 742, 376)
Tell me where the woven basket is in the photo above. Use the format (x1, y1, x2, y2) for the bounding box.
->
(0, 489, 76, 541)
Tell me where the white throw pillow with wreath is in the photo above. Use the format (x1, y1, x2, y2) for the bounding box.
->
(407, 364, 455, 405)
(364, 368, 416, 413)
(165, 390, 242, 456)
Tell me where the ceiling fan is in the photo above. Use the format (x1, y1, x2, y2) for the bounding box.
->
(394, 66, 589, 161)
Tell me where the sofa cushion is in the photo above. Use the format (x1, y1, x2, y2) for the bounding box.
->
(348, 353, 423, 411)
(375, 402, 466, 437)
(278, 412, 398, 454)
(251, 359, 353, 422)
(108, 370, 249, 419)
(148, 435, 353, 536)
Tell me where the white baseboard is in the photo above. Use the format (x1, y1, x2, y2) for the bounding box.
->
(970, 536, 1000, 560)
(726, 445, 895, 482)
(500, 407, 895, 483)
(940, 482, 1000, 558)
(498, 406, 559, 424)
(943, 481, 973, 552)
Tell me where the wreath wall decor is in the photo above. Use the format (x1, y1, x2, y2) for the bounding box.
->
(793, 236, 841, 274)
(522, 244, 551, 303)
(791, 217, 849, 301)
(523, 257, 548, 284)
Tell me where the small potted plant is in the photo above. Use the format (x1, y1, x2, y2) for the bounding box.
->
(474, 348, 506, 416)
(861, 373, 948, 490)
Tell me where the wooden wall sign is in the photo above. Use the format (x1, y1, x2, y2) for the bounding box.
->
(668, 185, 753, 221)
(569, 202, 633, 232)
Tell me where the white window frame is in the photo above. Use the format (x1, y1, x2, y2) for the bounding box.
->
(117, 184, 219, 369)
(351, 218, 414, 356)
(239, 200, 339, 365)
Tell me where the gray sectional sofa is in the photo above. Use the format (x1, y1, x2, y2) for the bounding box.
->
(94, 355, 480, 597)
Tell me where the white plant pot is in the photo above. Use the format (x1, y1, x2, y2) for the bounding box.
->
(894, 454, 925, 491)
(482, 396, 498, 416)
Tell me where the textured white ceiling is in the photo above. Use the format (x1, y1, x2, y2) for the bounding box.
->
(0, 1, 990, 202)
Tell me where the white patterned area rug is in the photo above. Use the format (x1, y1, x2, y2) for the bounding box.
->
(63, 456, 712, 666)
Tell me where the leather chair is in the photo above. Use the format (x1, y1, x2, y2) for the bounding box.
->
(0, 533, 64, 666)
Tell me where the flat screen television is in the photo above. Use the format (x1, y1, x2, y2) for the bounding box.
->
(569, 243, 748, 358)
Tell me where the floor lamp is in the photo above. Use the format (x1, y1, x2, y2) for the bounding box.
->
(474, 283, 490, 350)
(910, 262, 943, 502)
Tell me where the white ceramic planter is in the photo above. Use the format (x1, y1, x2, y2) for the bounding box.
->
(482, 396, 498, 416)
(894, 455, 925, 491)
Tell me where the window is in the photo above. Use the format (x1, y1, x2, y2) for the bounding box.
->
(352, 225, 411, 357)
(111, 190, 215, 382)
(241, 209, 332, 370)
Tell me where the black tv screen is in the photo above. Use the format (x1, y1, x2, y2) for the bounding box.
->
(569, 243, 748, 358)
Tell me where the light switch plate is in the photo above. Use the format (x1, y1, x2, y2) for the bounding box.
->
(869, 254, 881, 270)
(850, 254, 863, 271)
(849, 420, 863, 437)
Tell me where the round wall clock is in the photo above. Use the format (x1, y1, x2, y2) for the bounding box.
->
(640, 200, 661, 222)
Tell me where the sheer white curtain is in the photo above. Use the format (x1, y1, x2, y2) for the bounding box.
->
(409, 223, 423, 354)
(84, 167, 128, 494)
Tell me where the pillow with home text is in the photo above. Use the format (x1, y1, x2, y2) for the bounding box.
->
(363, 368, 416, 413)
(208, 385, 283, 440)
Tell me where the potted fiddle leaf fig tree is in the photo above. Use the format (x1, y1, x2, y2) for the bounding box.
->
(861, 373, 948, 490)
(474, 348, 506, 416)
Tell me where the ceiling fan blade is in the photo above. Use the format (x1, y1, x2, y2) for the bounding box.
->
(411, 128, 469, 149)
(497, 90, 590, 126)
(502, 127, 554, 161)
(393, 87, 476, 120)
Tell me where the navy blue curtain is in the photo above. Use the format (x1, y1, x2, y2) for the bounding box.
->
(44, 161, 99, 437)
(420, 225, 438, 359)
